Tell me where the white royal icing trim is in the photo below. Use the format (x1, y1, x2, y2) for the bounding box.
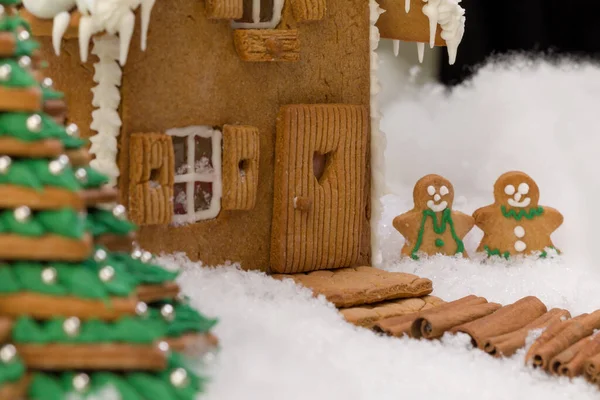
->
(370, 0, 388, 267)
(89, 35, 122, 186)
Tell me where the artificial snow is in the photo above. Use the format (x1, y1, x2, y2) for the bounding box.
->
(159, 55, 600, 399)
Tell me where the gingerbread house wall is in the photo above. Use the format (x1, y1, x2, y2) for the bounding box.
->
(37, 0, 371, 271)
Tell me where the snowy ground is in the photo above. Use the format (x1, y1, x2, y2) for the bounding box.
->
(166, 55, 600, 399)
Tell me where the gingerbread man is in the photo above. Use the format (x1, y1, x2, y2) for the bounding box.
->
(473, 171, 563, 259)
(393, 174, 474, 260)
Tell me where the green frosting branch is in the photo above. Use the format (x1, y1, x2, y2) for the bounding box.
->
(0, 59, 36, 88)
(28, 354, 206, 400)
(111, 252, 179, 285)
(0, 112, 84, 149)
(0, 259, 138, 299)
(80, 166, 110, 189)
(0, 209, 85, 238)
(148, 301, 218, 338)
(0, 158, 81, 191)
(0, 353, 25, 386)
(86, 209, 137, 237)
(12, 316, 163, 344)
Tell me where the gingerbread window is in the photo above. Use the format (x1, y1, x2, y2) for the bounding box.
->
(231, 0, 284, 28)
(128, 133, 174, 226)
(222, 125, 260, 210)
(166, 126, 223, 224)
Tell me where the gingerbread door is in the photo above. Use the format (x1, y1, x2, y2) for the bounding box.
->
(270, 104, 368, 274)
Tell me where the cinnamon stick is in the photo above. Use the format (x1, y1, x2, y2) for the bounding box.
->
(416, 302, 502, 340)
(450, 296, 547, 349)
(525, 314, 586, 365)
(584, 350, 600, 378)
(484, 309, 570, 357)
(530, 311, 600, 370)
(549, 336, 590, 375)
(560, 333, 600, 378)
(373, 295, 486, 337)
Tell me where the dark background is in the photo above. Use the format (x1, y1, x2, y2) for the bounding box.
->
(439, 0, 600, 85)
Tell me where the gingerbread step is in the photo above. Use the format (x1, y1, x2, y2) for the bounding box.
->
(341, 295, 445, 328)
(0, 85, 41, 112)
(0, 233, 92, 261)
(272, 266, 433, 308)
(81, 187, 119, 207)
(16, 343, 167, 371)
(137, 282, 181, 303)
(65, 148, 92, 167)
(0, 374, 30, 400)
(96, 232, 136, 252)
(0, 137, 63, 158)
(0, 292, 138, 321)
(0, 185, 84, 210)
(165, 332, 219, 353)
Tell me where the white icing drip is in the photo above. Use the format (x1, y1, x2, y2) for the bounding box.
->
(421, 0, 466, 65)
(89, 35, 122, 186)
(370, 0, 388, 267)
(405, 0, 411, 13)
(393, 40, 400, 57)
(417, 42, 425, 63)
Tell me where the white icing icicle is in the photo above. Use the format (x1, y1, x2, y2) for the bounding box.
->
(417, 42, 425, 63)
(405, 0, 411, 13)
(89, 35, 122, 186)
(393, 40, 400, 57)
(23, 0, 156, 66)
(421, 0, 466, 65)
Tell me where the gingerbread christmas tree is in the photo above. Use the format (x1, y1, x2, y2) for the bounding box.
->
(0, 2, 217, 398)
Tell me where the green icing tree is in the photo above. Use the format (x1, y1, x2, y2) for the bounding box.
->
(0, 2, 218, 399)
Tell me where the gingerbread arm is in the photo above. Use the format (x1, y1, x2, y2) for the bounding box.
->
(542, 206, 564, 233)
(392, 211, 420, 239)
(472, 205, 495, 231)
(451, 211, 475, 238)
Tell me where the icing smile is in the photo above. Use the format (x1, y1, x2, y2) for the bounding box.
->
(504, 183, 531, 209)
(426, 185, 449, 212)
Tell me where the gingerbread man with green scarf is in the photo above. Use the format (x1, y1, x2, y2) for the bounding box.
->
(473, 171, 563, 259)
(393, 174, 474, 260)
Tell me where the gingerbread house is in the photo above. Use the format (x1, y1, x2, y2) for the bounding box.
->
(19, 0, 461, 273)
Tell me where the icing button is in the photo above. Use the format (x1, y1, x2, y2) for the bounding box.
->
(514, 240, 527, 252)
(514, 226, 525, 238)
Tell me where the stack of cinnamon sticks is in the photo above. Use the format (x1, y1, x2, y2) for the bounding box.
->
(374, 292, 600, 388)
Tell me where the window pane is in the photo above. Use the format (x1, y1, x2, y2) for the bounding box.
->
(194, 136, 214, 174)
(237, 0, 253, 23)
(173, 136, 189, 175)
(174, 183, 188, 215)
(194, 182, 212, 211)
(260, 0, 274, 22)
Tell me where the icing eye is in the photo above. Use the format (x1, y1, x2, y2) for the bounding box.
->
(440, 186, 449, 196)
(504, 185, 515, 195)
(427, 185, 436, 196)
(518, 183, 529, 195)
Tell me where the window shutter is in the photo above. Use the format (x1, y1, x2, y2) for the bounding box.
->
(205, 0, 244, 19)
(222, 125, 260, 210)
(290, 0, 326, 21)
(128, 133, 174, 225)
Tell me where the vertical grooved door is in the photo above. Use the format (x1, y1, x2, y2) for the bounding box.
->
(271, 104, 368, 273)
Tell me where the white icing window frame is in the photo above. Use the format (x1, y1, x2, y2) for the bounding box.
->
(230, 0, 284, 29)
(166, 126, 223, 225)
